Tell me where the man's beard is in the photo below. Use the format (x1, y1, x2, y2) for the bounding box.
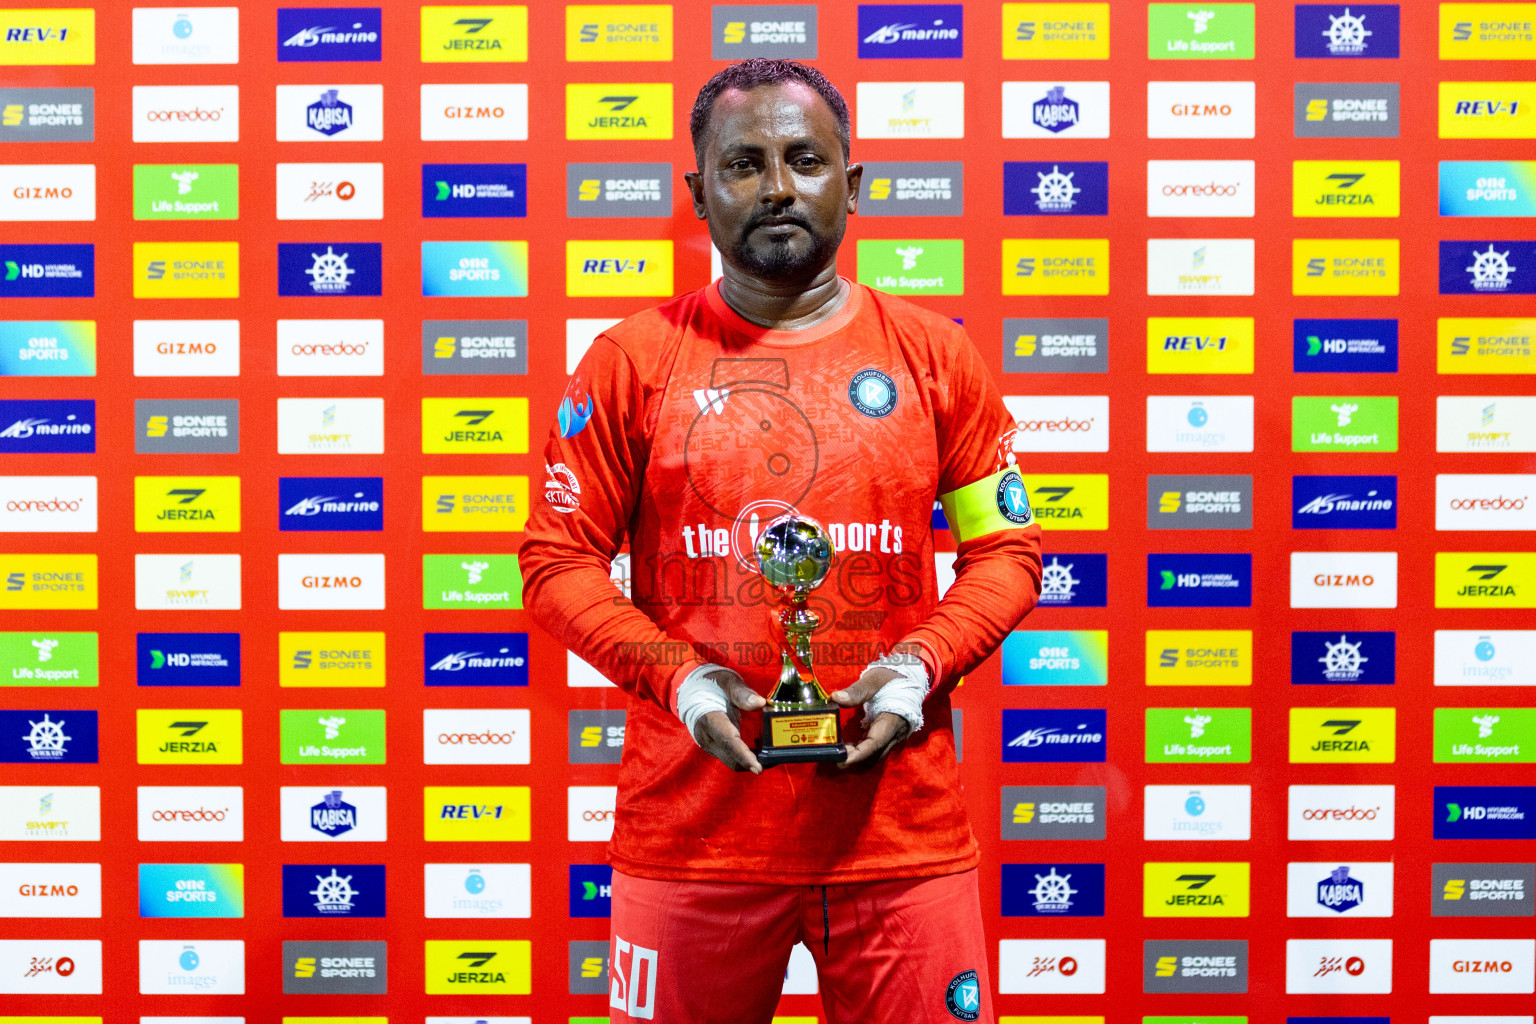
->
(727, 218, 842, 281)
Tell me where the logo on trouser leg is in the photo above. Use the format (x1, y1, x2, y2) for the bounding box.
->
(945, 968, 981, 1020)
(609, 934, 658, 1020)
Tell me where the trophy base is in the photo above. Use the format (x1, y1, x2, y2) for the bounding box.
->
(756, 742, 846, 767)
(756, 705, 844, 767)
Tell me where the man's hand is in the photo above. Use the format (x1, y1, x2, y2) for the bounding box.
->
(692, 668, 766, 774)
(830, 667, 913, 768)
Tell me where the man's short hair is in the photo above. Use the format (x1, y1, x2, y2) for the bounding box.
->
(690, 59, 851, 165)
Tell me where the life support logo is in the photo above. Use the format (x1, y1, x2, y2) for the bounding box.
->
(849, 367, 897, 417)
(996, 471, 1032, 526)
(944, 967, 981, 1020)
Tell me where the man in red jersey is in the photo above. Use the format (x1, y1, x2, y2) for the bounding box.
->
(521, 60, 1042, 1024)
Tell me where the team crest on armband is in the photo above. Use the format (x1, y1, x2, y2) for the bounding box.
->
(944, 968, 981, 1020)
(996, 470, 1033, 526)
(848, 367, 898, 417)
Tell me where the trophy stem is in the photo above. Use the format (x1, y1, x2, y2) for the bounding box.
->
(767, 595, 832, 708)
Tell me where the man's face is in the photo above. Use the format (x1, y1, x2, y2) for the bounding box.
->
(687, 81, 861, 282)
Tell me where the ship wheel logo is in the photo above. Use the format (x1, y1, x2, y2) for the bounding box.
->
(24, 713, 70, 758)
(1028, 867, 1078, 913)
(310, 869, 358, 911)
(1031, 165, 1081, 212)
(306, 246, 356, 294)
(1466, 244, 1515, 291)
(1038, 556, 1079, 604)
(1319, 634, 1367, 681)
(1323, 8, 1372, 54)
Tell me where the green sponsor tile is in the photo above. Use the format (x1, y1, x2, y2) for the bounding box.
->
(856, 239, 964, 295)
(1145, 1018, 1249, 1024)
(133, 163, 239, 220)
(279, 708, 386, 764)
(423, 554, 523, 609)
(1292, 396, 1398, 452)
(0, 631, 98, 686)
(1146, 706, 1252, 762)
(1148, 3, 1255, 59)
(1434, 707, 1536, 763)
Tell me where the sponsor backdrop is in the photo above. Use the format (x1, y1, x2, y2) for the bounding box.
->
(0, 1, 1534, 1021)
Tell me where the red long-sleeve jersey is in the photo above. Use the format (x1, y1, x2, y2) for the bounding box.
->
(520, 279, 1042, 884)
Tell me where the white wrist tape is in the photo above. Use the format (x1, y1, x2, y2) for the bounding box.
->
(863, 651, 930, 733)
(675, 663, 731, 746)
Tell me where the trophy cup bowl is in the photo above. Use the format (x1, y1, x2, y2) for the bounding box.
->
(754, 513, 846, 766)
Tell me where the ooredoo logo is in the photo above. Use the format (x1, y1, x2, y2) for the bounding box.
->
(132, 86, 239, 142)
(1001, 396, 1110, 452)
(1437, 474, 1536, 531)
(423, 709, 529, 765)
(137, 786, 243, 842)
(1288, 785, 1395, 840)
(567, 785, 617, 841)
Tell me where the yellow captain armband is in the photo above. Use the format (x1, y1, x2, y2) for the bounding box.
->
(939, 468, 1034, 543)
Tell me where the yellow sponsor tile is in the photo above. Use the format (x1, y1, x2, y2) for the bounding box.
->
(1292, 238, 1399, 295)
(1292, 160, 1400, 217)
(0, 554, 96, 609)
(1441, 4, 1536, 59)
(1288, 707, 1395, 763)
(1440, 81, 1536, 137)
(133, 242, 239, 299)
(134, 476, 241, 533)
(424, 939, 530, 994)
(1143, 861, 1250, 917)
(1438, 318, 1536, 373)
(1002, 4, 1109, 59)
(566, 4, 673, 61)
(565, 239, 675, 297)
(1146, 317, 1253, 374)
(1145, 630, 1252, 686)
(279, 632, 386, 688)
(420, 5, 528, 62)
(565, 82, 673, 139)
(1024, 474, 1108, 530)
(136, 708, 243, 765)
(424, 785, 530, 841)
(0, 9, 94, 64)
(1002, 239, 1109, 295)
(421, 397, 528, 454)
(1436, 551, 1536, 608)
(422, 475, 529, 531)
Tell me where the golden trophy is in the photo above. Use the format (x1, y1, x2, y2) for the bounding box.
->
(754, 513, 846, 766)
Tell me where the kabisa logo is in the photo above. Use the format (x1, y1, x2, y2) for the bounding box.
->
(0, 86, 94, 142)
(570, 863, 613, 917)
(712, 5, 819, 58)
(1436, 786, 1536, 840)
(136, 632, 241, 687)
(424, 633, 529, 686)
(1003, 161, 1108, 216)
(0, 243, 93, 297)
(1292, 475, 1397, 529)
(277, 8, 382, 61)
(277, 242, 383, 296)
(304, 88, 353, 136)
(0, 399, 95, 454)
(281, 864, 386, 918)
(857, 4, 963, 59)
(1001, 862, 1105, 917)
(311, 789, 359, 837)
(279, 477, 384, 532)
(0, 709, 97, 763)
(1293, 317, 1398, 372)
(423, 163, 527, 218)
(1034, 84, 1079, 133)
(1002, 708, 1107, 763)
(420, 5, 530, 62)
(1441, 240, 1536, 294)
(1295, 5, 1400, 58)
(1035, 553, 1107, 607)
(1291, 631, 1395, 685)
(1148, 554, 1253, 607)
(1315, 865, 1365, 913)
